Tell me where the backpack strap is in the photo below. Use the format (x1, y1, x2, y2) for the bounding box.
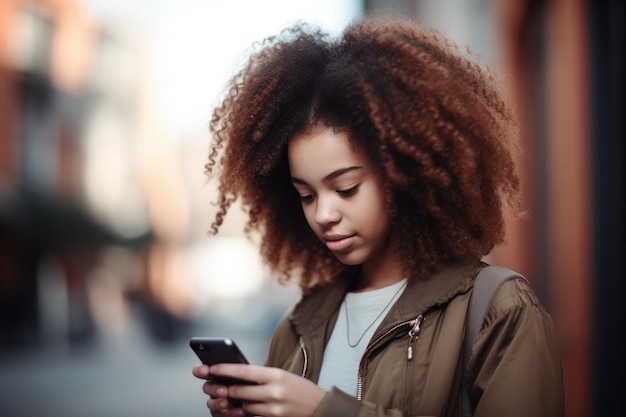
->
(461, 265, 527, 417)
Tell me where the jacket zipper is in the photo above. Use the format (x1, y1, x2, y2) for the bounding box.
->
(407, 314, 425, 360)
(299, 337, 308, 378)
(356, 314, 425, 400)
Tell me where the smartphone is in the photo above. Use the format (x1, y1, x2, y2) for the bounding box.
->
(190, 337, 252, 407)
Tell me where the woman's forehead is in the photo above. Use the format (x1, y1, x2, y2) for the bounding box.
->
(288, 128, 371, 178)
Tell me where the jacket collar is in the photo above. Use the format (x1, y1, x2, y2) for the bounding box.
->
(290, 258, 480, 337)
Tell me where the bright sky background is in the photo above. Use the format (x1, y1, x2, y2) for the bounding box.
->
(78, 0, 363, 138)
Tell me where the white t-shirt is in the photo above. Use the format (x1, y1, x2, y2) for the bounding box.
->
(317, 279, 408, 395)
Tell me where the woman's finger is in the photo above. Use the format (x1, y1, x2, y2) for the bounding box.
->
(207, 396, 231, 411)
(192, 364, 210, 379)
(210, 363, 277, 384)
(203, 381, 229, 398)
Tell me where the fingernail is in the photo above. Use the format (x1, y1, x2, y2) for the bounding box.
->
(216, 387, 226, 396)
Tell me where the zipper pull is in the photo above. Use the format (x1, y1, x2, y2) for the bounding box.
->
(407, 314, 424, 361)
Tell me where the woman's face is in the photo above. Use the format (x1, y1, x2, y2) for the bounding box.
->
(288, 127, 392, 268)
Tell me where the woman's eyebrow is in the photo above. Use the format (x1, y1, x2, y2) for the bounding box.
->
(291, 166, 363, 185)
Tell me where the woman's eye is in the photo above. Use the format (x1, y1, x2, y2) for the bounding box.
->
(299, 194, 314, 203)
(338, 185, 359, 197)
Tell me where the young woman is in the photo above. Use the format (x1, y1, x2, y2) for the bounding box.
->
(192, 15, 564, 417)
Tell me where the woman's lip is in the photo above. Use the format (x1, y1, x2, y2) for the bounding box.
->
(324, 235, 356, 252)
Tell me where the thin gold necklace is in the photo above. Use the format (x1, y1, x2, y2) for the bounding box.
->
(344, 280, 407, 347)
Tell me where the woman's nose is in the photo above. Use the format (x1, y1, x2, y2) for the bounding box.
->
(314, 195, 341, 226)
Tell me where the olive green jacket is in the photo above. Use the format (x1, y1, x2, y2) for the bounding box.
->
(265, 259, 564, 417)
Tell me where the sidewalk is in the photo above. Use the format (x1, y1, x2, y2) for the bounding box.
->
(0, 303, 275, 417)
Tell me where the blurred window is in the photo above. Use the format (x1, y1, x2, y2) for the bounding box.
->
(12, 3, 53, 76)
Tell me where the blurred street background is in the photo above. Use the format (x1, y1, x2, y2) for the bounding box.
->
(0, 1, 623, 416)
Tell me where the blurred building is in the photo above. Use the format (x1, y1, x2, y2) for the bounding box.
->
(0, 0, 154, 350)
(0, 0, 294, 358)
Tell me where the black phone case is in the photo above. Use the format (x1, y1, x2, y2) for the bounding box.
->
(189, 337, 251, 408)
(190, 337, 249, 365)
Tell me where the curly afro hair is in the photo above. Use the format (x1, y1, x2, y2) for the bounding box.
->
(205, 15, 521, 293)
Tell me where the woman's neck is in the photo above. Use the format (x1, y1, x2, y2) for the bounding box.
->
(354, 255, 405, 293)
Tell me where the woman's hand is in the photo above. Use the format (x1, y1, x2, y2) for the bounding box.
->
(196, 363, 326, 417)
(193, 363, 245, 416)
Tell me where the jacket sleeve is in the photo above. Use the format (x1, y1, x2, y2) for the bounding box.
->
(469, 279, 564, 417)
